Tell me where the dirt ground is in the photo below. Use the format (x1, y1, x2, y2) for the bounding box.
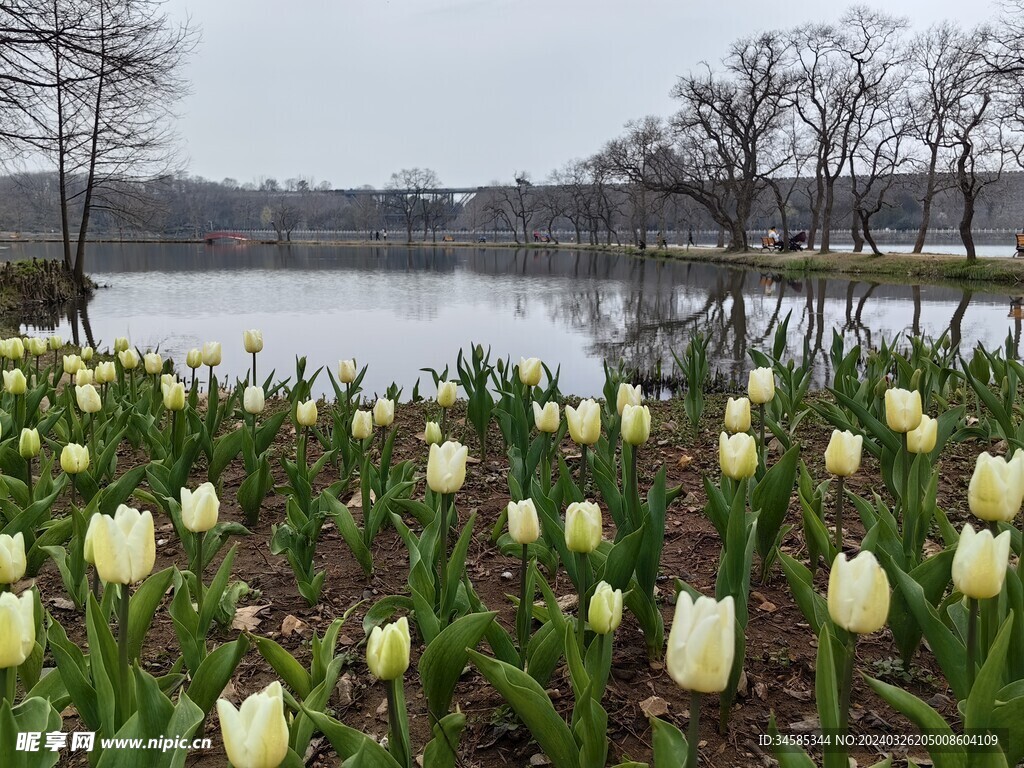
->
(35, 393, 980, 768)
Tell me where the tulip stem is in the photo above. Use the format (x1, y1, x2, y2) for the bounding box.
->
(0, 665, 14, 706)
(834, 476, 845, 553)
(628, 442, 640, 533)
(541, 432, 551, 493)
(518, 544, 530, 668)
(385, 678, 412, 768)
(839, 634, 856, 733)
(441, 407, 448, 442)
(900, 432, 913, 564)
(438, 493, 453, 612)
(967, 597, 979, 690)
(576, 552, 589, 649)
(251, 352, 257, 385)
(687, 691, 701, 768)
(193, 531, 206, 623)
(579, 444, 589, 496)
(758, 402, 766, 471)
(117, 583, 132, 728)
(25, 456, 32, 505)
(129, 369, 136, 403)
(207, 365, 213, 395)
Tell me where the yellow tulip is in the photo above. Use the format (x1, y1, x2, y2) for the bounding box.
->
(565, 501, 602, 553)
(95, 361, 116, 384)
(952, 523, 1011, 600)
(243, 329, 264, 354)
(202, 341, 222, 367)
(824, 429, 863, 477)
(48, 334, 63, 351)
(589, 581, 623, 635)
(621, 404, 651, 446)
(27, 337, 47, 357)
(75, 384, 102, 414)
(2, 369, 27, 395)
(366, 617, 411, 681)
(436, 380, 457, 408)
(185, 348, 203, 369)
(63, 354, 83, 375)
(163, 382, 186, 411)
(181, 483, 220, 533)
(113, 337, 129, 353)
(565, 399, 601, 445)
(18, 428, 40, 459)
(352, 410, 373, 439)
(118, 349, 139, 370)
(0, 532, 26, 584)
(424, 421, 442, 445)
(968, 452, 1024, 522)
(60, 443, 90, 474)
(373, 398, 394, 427)
(80, 346, 93, 362)
(6, 338, 23, 361)
(718, 432, 757, 480)
(295, 400, 318, 427)
(427, 441, 468, 494)
(216, 681, 289, 768)
(884, 388, 923, 433)
(724, 397, 751, 434)
(338, 359, 357, 384)
(532, 401, 560, 433)
(616, 383, 642, 415)
(143, 352, 162, 375)
(84, 505, 155, 585)
(666, 593, 735, 693)
(507, 499, 540, 544)
(748, 367, 775, 404)
(75, 367, 94, 386)
(243, 386, 265, 415)
(906, 414, 937, 454)
(0, 591, 35, 669)
(827, 551, 890, 634)
(518, 357, 542, 387)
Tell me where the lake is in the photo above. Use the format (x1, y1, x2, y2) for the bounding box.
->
(4, 242, 1022, 397)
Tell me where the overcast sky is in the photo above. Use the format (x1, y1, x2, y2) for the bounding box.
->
(162, 0, 994, 189)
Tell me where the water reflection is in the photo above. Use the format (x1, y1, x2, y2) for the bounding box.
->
(5, 243, 1021, 397)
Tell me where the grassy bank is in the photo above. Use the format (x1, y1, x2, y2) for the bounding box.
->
(0, 259, 94, 334)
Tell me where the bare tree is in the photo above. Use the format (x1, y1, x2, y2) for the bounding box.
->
(386, 167, 440, 242)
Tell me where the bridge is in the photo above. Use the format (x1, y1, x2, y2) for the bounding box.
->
(203, 231, 249, 244)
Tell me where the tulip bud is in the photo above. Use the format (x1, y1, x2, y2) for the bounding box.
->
(906, 414, 937, 454)
(202, 341, 222, 367)
(0, 591, 35, 668)
(243, 386, 265, 415)
(824, 429, 863, 477)
(621, 404, 651, 446)
(243, 329, 264, 354)
(436, 380, 457, 408)
(968, 451, 1024, 522)
(719, 432, 757, 480)
(533, 401, 559, 433)
(427, 440, 469, 494)
(666, 593, 735, 693)
(969, 349, 991, 384)
(48, 334, 63, 351)
(27, 337, 47, 357)
(0, 339, 8, 359)
(84, 505, 156, 584)
(352, 410, 373, 439)
(884, 388, 923, 433)
(338, 359, 357, 384)
(518, 357, 542, 387)
(2, 368, 27, 395)
(952, 523, 1011, 600)
(163, 382, 186, 411)
(60, 443, 90, 475)
(748, 367, 775, 404)
(373, 398, 394, 427)
(63, 354, 83, 375)
(0, 532, 26, 584)
(589, 581, 623, 635)
(216, 681, 289, 768)
(295, 399, 317, 428)
(565, 399, 601, 445)
(75, 384, 102, 414)
(616, 383, 642, 416)
(565, 501, 602, 553)
(873, 378, 888, 400)
(181, 482, 220, 533)
(366, 616, 411, 680)
(827, 550, 890, 634)
(186, 348, 203, 369)
(473, 344, 484, 363)
(143, 352, 162, 375)
(80, 346, 93, 362)
(118, 349, 139, 370)
(94, 361, 116, 384)
(19, 428, 40, 459)
(910, 369, 922, 391)
(75, 367, 94, 386)
(507, 499, 540, 544)
(724, 397, 751, 434)
(6, 338, 23, 361)
(424, 421, 442, 445)
(113, 337, 129, 353)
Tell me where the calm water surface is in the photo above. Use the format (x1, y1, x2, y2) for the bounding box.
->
(5, 242, 1023, 397)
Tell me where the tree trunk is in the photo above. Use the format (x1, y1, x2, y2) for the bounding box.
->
(728, 220, 746, 252)
(53, 2, 72, 274)
(74, 2, 107, 290)
(959, 193, 977, 261)
(851, 211, 864, 253)
(819, 180, 834, 254)
(859, 212, 882, 256)
(716, 229, 725, 248)
(913, 143, 940, 254)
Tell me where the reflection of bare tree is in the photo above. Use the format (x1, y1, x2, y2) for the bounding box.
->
(949, 289, 973, 349)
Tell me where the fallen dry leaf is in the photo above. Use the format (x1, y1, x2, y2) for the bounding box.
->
(281, 614, 309, 637)
(677, 454, 694, 469)
(640, 695, 670, 718)
(231, 604, 271, 631)
(347, 490, 376, 508)
(51, 597, 76, 611)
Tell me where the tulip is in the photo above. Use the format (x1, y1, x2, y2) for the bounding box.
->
(436, 380, 457, 408)
(616, 383, 642, 415)
(118, 348, 139, 370)
(0, 339, 8, 359)
(2, 369, 26, 395)
(906, 414, 937, 455)
(508, 499, 540, 545)
(968, 452, 1024, 523)
(48, 335, 63, 351)
(352, 409, 373, 440)
(824, 430, 863, 477)
(185, 348, 202, 369)
(719, 432, 757, 480)
(296, 400, 318, 428)
(27, 337, 47, 357)
(163, 382, 186, 411)
(424, 421, 442, 445)
(18, 428, 39, 459)
(0, 532, 26, 584)
(216, 682, 289, 768)
(953, 523, 1011, 600)
(565, 399, 601, 445)
(338, 359, 357, 384)
(60, 443, 90, 475)
(112, 337, 128, 353)
(565, 501, 602, 554)
(748, 367, 775, 404)
(508, 497, 541, 664)
(181, 482, 220, 533)
(202, 341, 222, 367)
(621, 403, 651, 446)
(95, 361, 116, 384)
(143, 352, 162, 376)
(366, 616, 411, 681)
(161, 373, 175, 391)
(243, 386, 265, 415)
(427, 440, 468, 495)
(243, 329, 263, 354)
(533, 400, 559, 432)
(589, 581, 623, 635)
(884, 388, 923, 433)
(724, 397, 751, 434)
(518, 357, 542, 387)
(827, 550, 890, 635)
(75, 367, 94, 386)
(0, 591, 35, 669)
(373, 398, 394, 427)
(75, 384, 102, 415)
(84, 505, 155, 586)
(6, 338, 23, 361)
(667, 592, 736, 694)
(63, 354, 83, 375)
(81, 346, 93, 362)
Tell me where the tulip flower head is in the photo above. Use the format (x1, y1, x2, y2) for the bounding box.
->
(621, 404, 651, 446)
(827, 551, 890, 634)
(60, 443, 90, 475)
(143, 352, 163, 376)
(533, 400, 559, 433)
(2, 368, 27, 395)
(748, 367, 775, 404)
(27, 337, 47, 357)
(185, 348, 203, 369)
(95, 361, 116, 384)
(0, 591, 35, 669)
(968, 451, 1024, 522)
(118, 349, 139, 370)
(181, 483, 220, 533)
(906, 414, 937, 454)
(202, 341, 222, 367)
(366, 616, 411, 681)
(884, 388, 923, 433)
(565, 501, 602, 553)
(565, 399, 601, 445)
(63, 354, 83, 375)
(719, 431, 757, 480)
(48, 334, 63, 351)
(75, 367, 94, 386)
(424, 421, 442, 445)
(216, 681, 289, 768)
(296, 399, 318, 427)
(952, 523, 1011, 600)
(84, 505, 156, 585)
(75, 384, 102, 414)
(589, 581, 623, 635)
(616, 383, 643, 415)
(724, 397, 751, 434)
(427, 440, 469, 494)
(243, 329, 264, 354)
(518, 357, 543, 387)
(0, 532, 26, 584)
(666, 593, 736, 693)
(163, 382, 186, 411)
(436, 380, 457, 408)
(6, 338, 23, 361)
(113, 337, 129, 353)
(81, 346, 94, 362)
(18, 428, 40, 459)
(373, 398, 394, 427)
(243, 386, 265, 415)
(338, 359, 357, 384)
(507, 499, 540, 544)
(352, 410, 373, 439)
(824, 429, 863, 477)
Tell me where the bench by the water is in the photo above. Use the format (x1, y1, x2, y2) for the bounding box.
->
(1015, 233, 1024, 257)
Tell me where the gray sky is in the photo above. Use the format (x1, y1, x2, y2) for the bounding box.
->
(163, 0, 993, 189)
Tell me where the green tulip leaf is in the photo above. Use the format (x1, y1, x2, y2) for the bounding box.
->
(0, 697, 62, 768)
(864, 676, 966, 768)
